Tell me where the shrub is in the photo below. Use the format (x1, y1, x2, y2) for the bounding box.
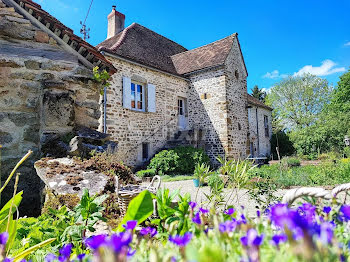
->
(136, 169, 156, 178)
(282, 157, 301, 167)
(148, 146, 210, 175)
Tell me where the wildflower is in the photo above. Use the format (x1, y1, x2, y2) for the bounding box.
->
(298, 203, 316, 223)
(123, 220, 137, 231)
(169, 232, 193, 247)
(240, 229, 264, 247)
(58, 244, 72, 261)
(192, 212, 201, 225)
(110, 232, 133, 253)
(0, 232, 8, 245)
(323, 206, 331, 214)
(45, 254, 57, 262)
(85, 235, 107, 250)
(219, 220, 236, 233)
(224, 208, 235, 216)
(271, 234, 287, 246)
(319, 222, 334, 244)
(127, 249, 136, 257)
(77, 254, 86, 261)
(340, 206, 350, 221)
(140, 227, 158, 237)
(199, 208, 209, 214)
(256, 210, 261, 218)
(189, 201, 197, 210)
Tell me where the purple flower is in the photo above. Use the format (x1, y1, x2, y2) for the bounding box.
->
(45, 254, 57, 262)
(323, 206, 331, 214)
(85, 235, 107, 250)
(140, 227, 157, 237)
(340, 206, 350, 221)
(298, 203, 316, 223)
(169, 232, 193, 247)
(127, 248, 136, 257)
(219, 220, 236, 233)
(123, 220, 137, 231)
(3, 259, 13, 262)
(271, 234, 287, 246)
(0, 232, 8, 245)
(59, 244, 72, 261)
(77, 254, 86, 261)
(224, 208, 235, 216)
(199, 208, 209, 214)
(257, 210, 261, 218)
(192, 212, 201, 225)
(189, 201, 197, 210)
(319, 222, 334, 244)
(240, 229, 264, 247)
(110, 232, 133, 253)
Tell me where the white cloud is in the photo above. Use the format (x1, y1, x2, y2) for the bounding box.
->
(345, 41, 350, 47)
(263, 70, 288, 79)
(293, 59, 346, 77)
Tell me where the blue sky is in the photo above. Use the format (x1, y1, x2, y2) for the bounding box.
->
(38, 0, 350, 92)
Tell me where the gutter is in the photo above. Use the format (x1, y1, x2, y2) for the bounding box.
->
(256, 108, 260, 155)
(103, 86, 107, 133)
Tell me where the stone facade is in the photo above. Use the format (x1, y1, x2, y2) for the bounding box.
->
(247, 105, 273, 157)
(0, 1, 104, 215)
(103, 57, 189, 166)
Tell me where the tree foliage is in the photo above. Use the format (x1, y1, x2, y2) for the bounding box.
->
(250, 85, 266, 101)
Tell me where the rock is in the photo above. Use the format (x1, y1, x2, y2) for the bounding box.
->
(35, 30, 49, 43)
(41, 133, 70, 157)
(75, 126, 110, 144)
(24, 60, 41, 70)
(34, 157, 109, 197)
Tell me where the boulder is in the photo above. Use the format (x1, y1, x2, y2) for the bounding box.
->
(34, 157, 109, 197)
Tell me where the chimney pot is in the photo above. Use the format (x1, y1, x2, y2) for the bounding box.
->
(107, 5, 125, 39)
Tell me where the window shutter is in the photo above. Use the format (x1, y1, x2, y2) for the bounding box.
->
(122, 76, 131, 109)
(147, 83, 156, 113)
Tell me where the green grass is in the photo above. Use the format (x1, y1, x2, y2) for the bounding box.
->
(250, 159, 350, 188)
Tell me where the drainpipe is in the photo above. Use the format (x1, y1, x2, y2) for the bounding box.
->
(256, 108, 260, 155)
(103, 86, 107, 133)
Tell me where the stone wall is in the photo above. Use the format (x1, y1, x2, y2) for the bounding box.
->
(103, 57, 189, 167)
(248, 105, 273, 157)
(224, 38, 249, 159)
(187, 68, 227, 163)
(0, 1, 100, 216)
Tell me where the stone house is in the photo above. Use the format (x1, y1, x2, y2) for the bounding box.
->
(0, 0, 115, 215)
(97, 6, 273, 167)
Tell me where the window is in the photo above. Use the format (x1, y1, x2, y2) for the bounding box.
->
(264, 115, 269, 137)
(142, 142, 149, 161)
(235, 70, 239, 79)
(131, 82, 144, 111)
(178, 99, 184, 116)
(238, 122, 241, 130)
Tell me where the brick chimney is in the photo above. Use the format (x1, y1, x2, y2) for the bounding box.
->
(107, 5, 125, 39)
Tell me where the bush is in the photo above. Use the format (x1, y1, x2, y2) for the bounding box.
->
(281, 157, 301, 167)
(148, 146, 210, 175)
(136, 169, 156, 178)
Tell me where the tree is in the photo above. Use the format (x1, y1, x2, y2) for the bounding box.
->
(251, 85, 266, 102)
(265, 74, 332, 130)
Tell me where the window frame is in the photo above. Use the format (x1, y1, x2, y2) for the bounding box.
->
(264, 115, 269, 137)
(142, 142, 149, 161)
(130, 80, 146, 112)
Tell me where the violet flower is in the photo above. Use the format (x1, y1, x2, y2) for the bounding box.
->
(110, 232, 133, 253)
(169, 232, 193, 247)
(323, 206, 331, 214)
(219, 220, 237, 233)
(0, 232, 8, 245)
(192, 212, 201, 225)
(224, 208, 235, 216)
(199, 208, 209, 214)
(123, 220, 137, 231)
(140, 227, 158, 237)
(58, 244, 72, 261)
(271, 234, 287, 246)
(189, 201, 197, 210)
(340, 205, 350, 221)
(77, 254, 86, 261)
(45, 254, 57, 262)
(85, 235, 107, 250)
(240, 229, 264, 247)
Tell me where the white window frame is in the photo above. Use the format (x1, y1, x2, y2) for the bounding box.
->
(130, 80, 145, 112)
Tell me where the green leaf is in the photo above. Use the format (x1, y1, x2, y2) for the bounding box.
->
(0, 191, 23, 222)
(92, 194, 109, 206)
(117, 190, 155, 231)
(12, 238, 56, 262)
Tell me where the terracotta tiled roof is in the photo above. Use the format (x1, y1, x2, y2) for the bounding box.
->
(9, 0, 116, 74)
(97, 23, 187, 76)
(171, 34, 237, 75)
(247, 94, 273, 111)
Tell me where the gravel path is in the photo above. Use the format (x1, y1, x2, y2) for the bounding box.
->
(160, 180, 287, 216)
